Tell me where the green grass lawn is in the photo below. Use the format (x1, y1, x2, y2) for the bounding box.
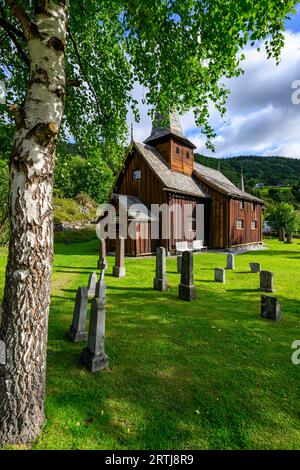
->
(1, 237, 300, 450)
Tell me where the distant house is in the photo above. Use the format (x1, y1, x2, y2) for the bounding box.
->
(106, 113, 264, 256)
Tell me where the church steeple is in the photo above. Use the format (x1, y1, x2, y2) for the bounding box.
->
(144, 111, 196, 176)
(144, 111, 196, 150)
(240, 167, 245, 192)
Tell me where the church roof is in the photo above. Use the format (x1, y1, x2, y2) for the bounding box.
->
(193, 162, 264, 203)
(134, 142, 209, 199)
(144, 112, 196, 149)
(112, 194, 154, 221)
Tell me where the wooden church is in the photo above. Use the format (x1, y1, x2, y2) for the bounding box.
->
(107, 113, 264, 256)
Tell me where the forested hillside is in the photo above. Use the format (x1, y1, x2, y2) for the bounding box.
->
(195, 155, 300, 189)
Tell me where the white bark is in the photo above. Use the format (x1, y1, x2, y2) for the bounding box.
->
(0, 1, 68, 446)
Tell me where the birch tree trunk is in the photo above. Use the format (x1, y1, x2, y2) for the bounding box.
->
(0, 1, 68, 446)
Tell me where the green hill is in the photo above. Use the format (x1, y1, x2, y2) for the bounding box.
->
(195, 155, 300, 189)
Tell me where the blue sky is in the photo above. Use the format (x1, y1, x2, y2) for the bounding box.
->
(130, 5, 300, 158)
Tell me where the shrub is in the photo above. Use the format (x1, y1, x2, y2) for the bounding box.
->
(267, 202, 300, 236)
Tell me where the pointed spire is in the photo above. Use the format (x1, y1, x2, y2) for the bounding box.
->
(144, 110, 196, 149)
(130, 123, 134, 144)
(240, 167, 245, 192)
(149, 111, 184, 140)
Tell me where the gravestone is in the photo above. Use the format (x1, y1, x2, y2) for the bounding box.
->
(286, 234, 293, 244)
(250, 262, 261, 273)
(177, 255, 182, 274)
(87, 272, 98, 297)
(260, 270, 275, 293)
(69, 286, 89, 343)
(215, 268, 225, 284)
(98, 238, 108, 269)
(95, 264, 106, 300)
(261, 295, 281, 321)
(83, 298, 109, 373)
(154, 247, 169, 291)
(226, 253, 235, 270)
(0, 340, 6, 365)
(113, 237, 126, 278)
(278, 227, 286, 242)
(178, 251, 196, 301)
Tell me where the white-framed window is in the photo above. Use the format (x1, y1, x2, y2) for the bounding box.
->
(251, 220, 258, 230)
(240, 200, 245, 210)
(251, 203, 256, 211)
(133, 169, 141, 181)
(236, 219, 244, 229)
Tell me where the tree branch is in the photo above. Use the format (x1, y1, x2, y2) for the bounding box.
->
(4, 0, 34, 40)
(0, 16, 29, 65)
(68, 30, 102, 119)
(0, 6, 26, 41)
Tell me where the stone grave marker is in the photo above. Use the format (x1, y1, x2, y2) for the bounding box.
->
(154, 247, 169, 291)
(215, 268, 225, 284)
(177, 255, 182, 274)
(260, 270, 275, 293)
(226, 253, 235, 270)
(83, 297, 109, 373)
(178, 251, 196, 301)
(87, 272, 97, 297)
(250, 262, 261, 273)
(261, 295, 281, 321)
(69, 286, 89, 343)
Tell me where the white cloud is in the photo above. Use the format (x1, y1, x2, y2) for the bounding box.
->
(129, 29, 300, 159)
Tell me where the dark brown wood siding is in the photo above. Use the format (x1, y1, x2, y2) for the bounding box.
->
(170, 138, 194, 176)
(116, 149, 167, 207)
(110, 149, 167, 255)
(229, 199, 263, 246)
(167, 194, 208, 252)
(195, 180, 229, 249)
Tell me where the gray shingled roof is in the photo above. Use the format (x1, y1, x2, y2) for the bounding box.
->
(134, 142, 209, 199)
(193, 162, 264, 203)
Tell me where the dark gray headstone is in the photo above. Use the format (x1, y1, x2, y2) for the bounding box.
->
(250, 262, 261, 273)
(69, 286, 89, 343)
(83, 298, 109, 373)
(215, 268, 225, 283)
(154, 247, 169, 291)
(0, 340, 6, 365)
(177, 255, 182, 274)
(95, 266, 106, 300)
(260, 270, 275, 293)
(87, 272, 98, 296)
(226, 253, 235, 270)
(178, 251, 196, 301)
(286, 234, 293, 244)
(113, 237, 126, 278)
(261, 295, 281, 321)
(278, 227, 286, 242)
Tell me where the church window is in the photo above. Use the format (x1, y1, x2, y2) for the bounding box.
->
(236, 219, 244, 229)
(176, 146, 180, 154)
(133, 169, 141, 180)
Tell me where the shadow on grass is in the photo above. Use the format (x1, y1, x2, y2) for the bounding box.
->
(42, 240, 300, 450)
(46, 282, 300, 450)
